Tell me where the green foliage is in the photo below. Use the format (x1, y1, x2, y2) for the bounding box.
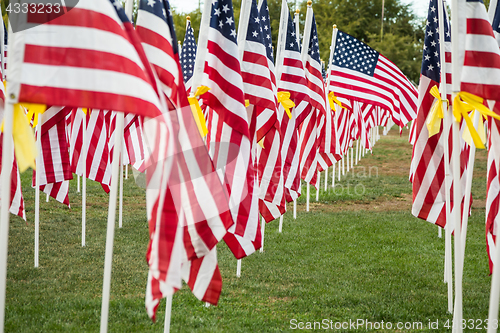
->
(172, 0, 424, 84)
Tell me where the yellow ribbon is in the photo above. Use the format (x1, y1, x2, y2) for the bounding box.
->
(245, 99, 250, 107)
(188, 86, 210, 137)
(328, 91, 346, 110)
(453, 92, 500, 149)
(277, 91, 295, 119)
(23, 103, 46, 128)
(82, 108, 88, 115)
(425, 86, 448, 137)
(0, 104, 38, 172)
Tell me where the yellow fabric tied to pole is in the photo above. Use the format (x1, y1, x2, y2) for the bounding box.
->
(23, 103, 46, 128)
(188, 86, 210, 137)
(277, 91, 295, 119)
(453, 91, 500, 149)
(425, 85, 447, 137)
(328, 91, 346, 111)
(1, 103, 41, 172)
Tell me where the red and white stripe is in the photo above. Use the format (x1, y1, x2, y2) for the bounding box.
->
(487, 115, 500, 274)
(9, 0, 163, 120)
(33, 106, 73, 206)
(460, 0, 500, 100)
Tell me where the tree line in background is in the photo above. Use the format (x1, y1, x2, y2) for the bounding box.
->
(171, 0, 426, 84)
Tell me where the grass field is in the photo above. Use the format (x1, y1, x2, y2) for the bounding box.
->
(3, 128, 493, 332)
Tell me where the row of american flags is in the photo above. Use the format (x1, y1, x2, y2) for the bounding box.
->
(2, 0, 500, 326)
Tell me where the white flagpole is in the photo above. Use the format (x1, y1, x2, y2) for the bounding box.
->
(260, 216, 265, 253)
(45, 192, 49, 202)
(163, 295, 173, 333)
(100, 111, 124, 333)
(316, 171, 320, 201)
(293, 199, 297, 219)
(82, 110, 87, 247)
(125, 164, 128, 179)
(350, 147, 354, 169)
(339, 157, 342, 180)
(332, 162, 335, 188)
(35, 121, 41, 268)
(119, 149, 124, 229)
(324, 167, 328, 191)
(436, 0, 453, 313)
(306, 183, 310, 211)
(236, 259, 241, 277)
(450, 0, 463, 329)
(77, 175, 80, 192)
(0, 101, 14, 333)
(346, 151, 349, 173)
(355, 140, 359, 165)
(278, 215, 283, 233)
(438, 226, 442, 238)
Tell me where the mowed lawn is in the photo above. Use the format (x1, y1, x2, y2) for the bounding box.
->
(4, 127, 493, 332)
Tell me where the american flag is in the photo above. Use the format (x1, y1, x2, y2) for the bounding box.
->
(277, 1, 312, 202)
(411, 0, 467, 228)
(137, 0, 233, 316)
(199, 0, 260, 256)
(256, 0, 286, 222)
(328, 29, 418, 128)
(33, 106, 73, 206)
(0, 134, 26, 220)
(299, 11, 325, 186)
(461, 0, 500, 100)
(180, 19, 197, 90)
(8, 0, 164, 119)
(241, 0, 277, 142)
(483, 0, 500, 273)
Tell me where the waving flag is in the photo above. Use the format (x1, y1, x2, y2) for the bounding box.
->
(197, 0, 260, 258)
(180, 19, 197, 90)
(328, 29, 418, 128)
(486, 2, 500, 273)
(33, 106, 73, 206)
(137, 0, 234, 316)
(411, 0, 453, 227)
(256, 0, 286, 222)
(461, 0, 500, 100)
(276, 0, 312, 202)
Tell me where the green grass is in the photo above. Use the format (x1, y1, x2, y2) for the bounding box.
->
(4, 129, 493, 332)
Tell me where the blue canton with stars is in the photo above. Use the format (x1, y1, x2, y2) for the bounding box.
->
(109, 0, 131, 24)
(210, 0, 238, 44)
(138, 0, 179, 54)
(285, 11, 300, 52)
(491, 0, 500, 35)
(307, 14, 321, 65)
(259, 0, 274, 63)
(332, 30, 379, 76)
(181, 21, 197, 83)
(421, 0, 450, 82)
(245, 0, 266, 47)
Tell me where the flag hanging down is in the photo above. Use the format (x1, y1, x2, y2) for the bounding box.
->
(180, 18, 197, 91)
(411, 0, 452, 227)
(411, 0, 471, 229)
(484, 0, 500, 274)
(33, 106, 73, 206)
(486, 114, 500, 274)
(257, 0, 286, 223)
(137, 0, 233, 316)
(276, 1, 312, 202)
(460, 0, 500, 101)
(240, 0, 277, 142)
(328, 29, 418, 128)
(298, 10, 325, 186)
(197, 0, 260, 257)
(8, 0, 164, 120)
